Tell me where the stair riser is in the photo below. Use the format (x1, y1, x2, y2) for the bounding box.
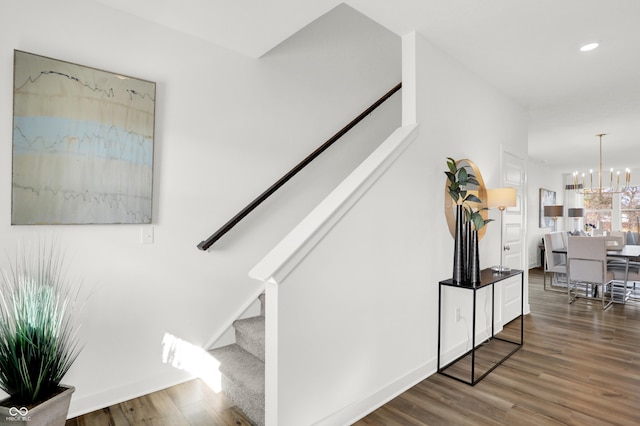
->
(236, 330, 265, 362)
(222, 375, 265, 426)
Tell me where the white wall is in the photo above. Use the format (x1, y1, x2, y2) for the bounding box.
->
(526, 160, 566, 268)
(248, 30, 527, 425)
(414, 30, 528, 381)
(253, 126, 424, 426)
(0, 1, 401, 416)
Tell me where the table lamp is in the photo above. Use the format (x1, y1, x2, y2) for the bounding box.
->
(568, 207, 584, 234)
(487, 187, 517, 273)
(544, 205, 564, 232)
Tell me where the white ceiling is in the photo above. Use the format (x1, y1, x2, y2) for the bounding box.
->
(95, 0, 640, 173)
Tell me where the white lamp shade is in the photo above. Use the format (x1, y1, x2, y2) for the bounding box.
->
(487, 187, 517, 208)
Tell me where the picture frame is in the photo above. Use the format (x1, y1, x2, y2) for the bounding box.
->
(12, 50, 156, 225)
(539, 188, 556, 228)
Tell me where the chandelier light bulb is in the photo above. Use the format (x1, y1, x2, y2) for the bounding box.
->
(572, 134, 630, 195)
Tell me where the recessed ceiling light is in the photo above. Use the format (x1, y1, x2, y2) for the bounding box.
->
(580, 42, 599, 52)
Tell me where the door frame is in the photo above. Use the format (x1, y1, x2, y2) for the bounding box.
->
(501, 145, 530, 316)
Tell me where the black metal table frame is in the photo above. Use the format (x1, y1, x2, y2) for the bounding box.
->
(437, 268, 524, 386)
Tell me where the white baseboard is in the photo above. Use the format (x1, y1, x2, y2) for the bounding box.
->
(311, 313, 526, 426)
(312, 359, 436, 426)
(67, 370, 195, 419)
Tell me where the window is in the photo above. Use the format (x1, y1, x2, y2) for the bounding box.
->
(584, 190, 612, 231)
(583, 186, 640, 233)
(621, 186, 640, 232)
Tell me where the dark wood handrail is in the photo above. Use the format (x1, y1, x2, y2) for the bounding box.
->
(197, 82, 402, 251)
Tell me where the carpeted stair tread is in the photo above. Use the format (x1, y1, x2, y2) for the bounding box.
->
(233, 316, 265, 362)
(209, 344, 265, 396)
(233, 316, 265, 339)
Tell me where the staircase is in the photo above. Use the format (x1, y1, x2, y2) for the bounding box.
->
(210, 293, 265, 426)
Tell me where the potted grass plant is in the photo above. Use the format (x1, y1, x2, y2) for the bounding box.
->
(0, 242, 83, 425)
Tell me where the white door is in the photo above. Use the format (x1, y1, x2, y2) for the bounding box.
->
(501, 150, 525, 324)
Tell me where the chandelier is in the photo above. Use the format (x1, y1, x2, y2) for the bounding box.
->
(572, 133, 630, 195)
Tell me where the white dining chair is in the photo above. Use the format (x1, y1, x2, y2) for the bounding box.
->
(567, 236, 614, 307)
(607, 259, 640, 301)
(543, 232, 567, 292)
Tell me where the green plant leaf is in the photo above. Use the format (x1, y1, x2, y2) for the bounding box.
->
(469, 208, 495, 230)
(444, 171, 456, 184)
(0, 241, 84, 404)
(446, 157, 457, 173)
(465, 193, 481, 204)
(463, 206, 472, 221)
(472, 214, 485, 231)
(466, 176, 480, 186)
(457, 167, 468, 185)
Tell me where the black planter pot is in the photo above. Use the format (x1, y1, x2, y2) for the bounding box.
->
(453, 205, 466, 283)
(469, 229, 481, 286)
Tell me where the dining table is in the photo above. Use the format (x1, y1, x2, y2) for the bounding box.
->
(552, 242, 640, 308)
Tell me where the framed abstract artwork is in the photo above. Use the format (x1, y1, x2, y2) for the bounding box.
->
(12, 50, 156, 225)
(539, 188, 556, 228)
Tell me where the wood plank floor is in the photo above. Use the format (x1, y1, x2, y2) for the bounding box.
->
(68, 269, 640, 425)
(64, 379, 253, 425)
(357, 269, 640, 426)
